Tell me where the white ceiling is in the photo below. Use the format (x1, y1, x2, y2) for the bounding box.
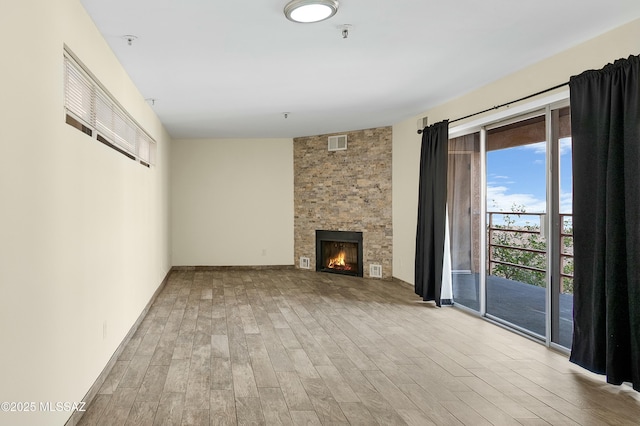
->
(80, 0, 640, 139)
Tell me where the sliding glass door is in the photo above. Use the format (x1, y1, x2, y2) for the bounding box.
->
(485, 112, 548, 338)
(448, 103, 574, 349)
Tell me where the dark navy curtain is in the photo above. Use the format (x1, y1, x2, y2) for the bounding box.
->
(569, 55, 640, 391)
(415, 120, 449, 307)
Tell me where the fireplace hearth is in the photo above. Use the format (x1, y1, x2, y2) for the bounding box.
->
(316, 230, 363, 277)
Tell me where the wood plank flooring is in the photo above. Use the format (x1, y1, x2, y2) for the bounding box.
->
(78, 269, 640, 425)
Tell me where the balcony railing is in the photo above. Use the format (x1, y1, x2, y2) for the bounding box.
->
(488, 212, 574, 293)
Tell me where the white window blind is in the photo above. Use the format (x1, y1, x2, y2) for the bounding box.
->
(64, 56, 94, 127)
(63, 52, 156, 166)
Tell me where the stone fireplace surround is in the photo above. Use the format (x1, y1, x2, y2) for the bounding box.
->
(293, 126, 392, 279)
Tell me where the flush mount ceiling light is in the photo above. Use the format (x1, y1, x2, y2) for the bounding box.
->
(284, 0, 339, 23)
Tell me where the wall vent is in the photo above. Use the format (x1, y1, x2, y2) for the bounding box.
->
(328, 135, 347, 151)
(370, 264, 382, 278)
(299, 257, 310, 269)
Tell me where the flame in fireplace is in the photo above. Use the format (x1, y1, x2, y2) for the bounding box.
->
(328, 251, 352, 270)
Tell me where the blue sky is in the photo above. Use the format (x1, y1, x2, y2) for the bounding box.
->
(487, 137, 573, 217)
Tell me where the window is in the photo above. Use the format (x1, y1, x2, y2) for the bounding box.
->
(63, 50, 156, 166)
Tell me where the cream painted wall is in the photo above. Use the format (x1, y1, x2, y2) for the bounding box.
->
(0, 1, 171, 425)
(171, 138, 294, 266)
(392, 18, 640, 284)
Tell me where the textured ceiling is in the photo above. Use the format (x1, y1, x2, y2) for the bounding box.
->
(80, 0, 640, 138)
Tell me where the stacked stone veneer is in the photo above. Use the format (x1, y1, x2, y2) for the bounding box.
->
(294, 126, 392, 279)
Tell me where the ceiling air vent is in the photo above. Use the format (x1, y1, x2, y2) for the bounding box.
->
(328, 135, 347, 151)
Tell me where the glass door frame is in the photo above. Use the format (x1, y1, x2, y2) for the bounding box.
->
(484, 108, 548, 340)
(547, 99, 571, 353)
(448, 93, 570, 352)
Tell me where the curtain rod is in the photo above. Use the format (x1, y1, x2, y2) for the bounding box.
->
(417, 81, 569, 134)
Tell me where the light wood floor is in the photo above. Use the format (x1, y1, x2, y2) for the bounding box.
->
(78, 269, 640, 425)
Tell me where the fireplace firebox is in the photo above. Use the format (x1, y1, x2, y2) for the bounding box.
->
(316, 230, 363, 277)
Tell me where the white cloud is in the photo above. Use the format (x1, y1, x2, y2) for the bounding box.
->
(518, 138, 572, 156)
(559, 137, 572, 156)
(560, 191, 572, 214)
(487, 185, 546, 213)
(487, 174, 515, 186)
(485, 185, 572, 226)
(487, 181, 515, 186)
(520, 141, 546, 155)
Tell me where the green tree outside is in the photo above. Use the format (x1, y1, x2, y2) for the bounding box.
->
(489, 204, 573, 293)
